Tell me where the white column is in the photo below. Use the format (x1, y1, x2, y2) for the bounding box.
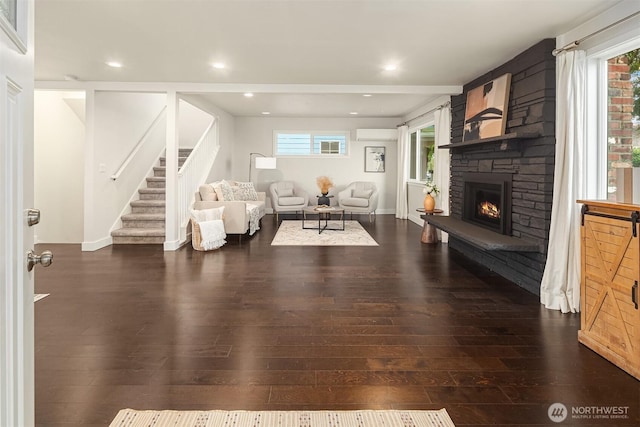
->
(81, 89, 98, 250)
(164, 91, 179, 250)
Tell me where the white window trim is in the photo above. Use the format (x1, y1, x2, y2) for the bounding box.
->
(407, 120, 435, 184)
(273, 130, 350, 157)
(585, 36, 640, 200)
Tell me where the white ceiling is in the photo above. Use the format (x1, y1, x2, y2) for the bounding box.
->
(35, 0, 615, 118)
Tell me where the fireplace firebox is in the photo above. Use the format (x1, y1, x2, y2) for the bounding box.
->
(463, 173, 512, 235)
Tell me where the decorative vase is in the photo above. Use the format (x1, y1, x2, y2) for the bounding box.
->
(423, 194, 435, 212)
(318, 192, 331, 206)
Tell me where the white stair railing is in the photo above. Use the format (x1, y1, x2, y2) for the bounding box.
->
(176, 119, 220, 243)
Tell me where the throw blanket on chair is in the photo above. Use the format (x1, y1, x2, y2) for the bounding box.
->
(198, 219, 226, 250)
(246, 203, 261, 236)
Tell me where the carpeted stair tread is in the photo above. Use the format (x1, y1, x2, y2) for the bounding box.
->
(111, 228, 165, 237)
(138, 188, 165, 200)
(146, 176, 166, 182)
(121, 213, 165, 220)
(159, 156, 189, 167)
(130, 200, 165, 207)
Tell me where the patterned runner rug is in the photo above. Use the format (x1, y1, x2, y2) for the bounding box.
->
(109, 409, 455, 427)
(271, 220, 378, 246)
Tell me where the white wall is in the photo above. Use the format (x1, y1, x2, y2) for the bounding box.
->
(84, 92, 166, 249)
(178, 99, 214, 148)
(180, 94, 236, 182)
(233, 117, 399, 213)
(34, 91, 85, 243)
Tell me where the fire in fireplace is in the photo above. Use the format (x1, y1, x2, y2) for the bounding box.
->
(463, 173, 512, 235)
(479, 200, 500, 219)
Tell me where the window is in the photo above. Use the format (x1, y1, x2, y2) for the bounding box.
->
(605, 47, 640, 201)
(409, 125, 435, 181)
(275, 131, 349, 156)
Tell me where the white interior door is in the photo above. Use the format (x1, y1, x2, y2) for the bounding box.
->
(1, 1, 35, 425)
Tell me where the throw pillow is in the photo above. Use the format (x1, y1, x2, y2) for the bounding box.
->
(279, 187, 294, 197)
(353, 189, 373, 199)
(199, 184, 218, 201)
(232, 182, 259, 201)
(191, 206, 225, 223)
(214, 180, 235, 201)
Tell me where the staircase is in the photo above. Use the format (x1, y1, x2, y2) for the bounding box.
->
(111, 149, 192, 244)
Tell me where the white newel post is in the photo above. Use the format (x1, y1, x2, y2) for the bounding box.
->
(164, 91, 179, 250)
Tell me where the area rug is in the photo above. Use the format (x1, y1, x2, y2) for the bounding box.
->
(271, 220, 378, 246)
(109, 409, 455, 427)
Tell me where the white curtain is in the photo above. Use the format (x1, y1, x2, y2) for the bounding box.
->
(395, 125, 409, 219)
(434, 104, 451, 243)
(540, 50, 586, 313)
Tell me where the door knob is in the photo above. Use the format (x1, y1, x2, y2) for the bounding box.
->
(27, 208, 40, 226)
(27, 250, 53, 272)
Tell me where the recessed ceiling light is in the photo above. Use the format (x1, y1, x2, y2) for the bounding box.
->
(106, 61, 123, 68)
(212, 62, 226, 69)
(244, 92, 254, 98)
(350, 112, 359, 115)
(261, 112, 271, 115)
(384, 64, 397, 71)
(363, 94, 372, 97)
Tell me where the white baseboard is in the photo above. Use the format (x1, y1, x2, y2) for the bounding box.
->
(81, 236, 112, 251)
(408, 213, 423, 226)
(164, 239, 182, 251)
(377, 208, 396, 215)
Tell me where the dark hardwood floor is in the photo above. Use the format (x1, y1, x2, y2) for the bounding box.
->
(34, 215, 639, 426)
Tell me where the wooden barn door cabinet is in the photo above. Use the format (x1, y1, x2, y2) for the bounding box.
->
(578, 200, 640, 379)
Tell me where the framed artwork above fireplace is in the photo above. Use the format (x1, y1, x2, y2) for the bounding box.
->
(463, 73, 512, 142)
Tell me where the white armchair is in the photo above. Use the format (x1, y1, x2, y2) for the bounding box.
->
(338, 181, 378, 222)
(269, 181, 309, 221)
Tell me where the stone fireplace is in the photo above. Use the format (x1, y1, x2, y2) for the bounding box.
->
(438, 39, 556, 295)
(462, 173, 512, 235)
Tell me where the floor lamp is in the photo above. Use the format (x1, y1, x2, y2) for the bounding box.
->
(248, 152, 277, 182)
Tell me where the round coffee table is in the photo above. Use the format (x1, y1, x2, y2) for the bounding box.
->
(416, 208, 443, 244)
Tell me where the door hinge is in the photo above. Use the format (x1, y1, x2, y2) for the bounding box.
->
(633, 281, 638, 310)
(581, 204, 588, 226)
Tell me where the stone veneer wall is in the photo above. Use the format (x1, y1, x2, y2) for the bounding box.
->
(448, 39, 556, 295)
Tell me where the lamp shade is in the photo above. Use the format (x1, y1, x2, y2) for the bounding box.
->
(255, 157, 277, 169)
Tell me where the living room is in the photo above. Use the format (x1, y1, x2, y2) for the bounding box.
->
(5, 2, 639, 424)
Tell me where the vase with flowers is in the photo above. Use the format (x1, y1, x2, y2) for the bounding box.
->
(423, 181, 440, 212)
(316, 176, 334, 206)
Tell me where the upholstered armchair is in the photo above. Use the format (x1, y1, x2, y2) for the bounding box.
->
(269, 181, 310, 221)
(338, 181, 379, 222)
